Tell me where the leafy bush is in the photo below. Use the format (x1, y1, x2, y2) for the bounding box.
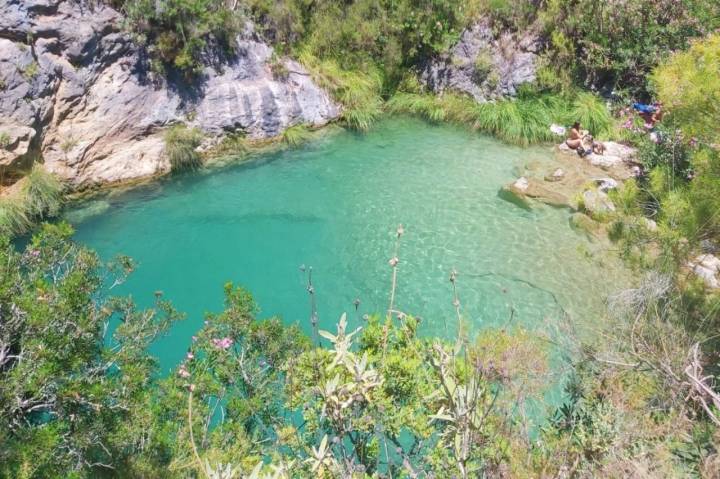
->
(537, 0, 720, 94)
(248, 0, 484, 89)
(652, 33, 720, 145)
(164, 124, 203, 171)
(0, 224, 180, 476)
(116, 0, 242, 76)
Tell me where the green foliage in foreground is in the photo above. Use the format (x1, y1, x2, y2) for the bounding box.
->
(652, 34, 720, 145)
(0, 165, 63, 236)
(1, 225, 717, 477)
(164, 124, 204, 172)
(386, 90, 613, 146)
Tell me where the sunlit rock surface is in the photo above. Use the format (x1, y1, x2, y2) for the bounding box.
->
(0, 0, 339, 187)
(421, 21, 539, 102)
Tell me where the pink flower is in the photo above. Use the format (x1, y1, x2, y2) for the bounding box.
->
(212, 337, 233, 350)
(186, 352, 194, 360)
(189, 384, 196, 392)
(178, 366, 191, 378)
(191, 336, 198, 342)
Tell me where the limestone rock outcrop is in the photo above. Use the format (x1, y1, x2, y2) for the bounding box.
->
(421, 22, 539, 102)
(0, 0, 339, 188)
(688, 254, 720, 290)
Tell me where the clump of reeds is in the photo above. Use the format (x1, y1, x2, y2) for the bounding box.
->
(0, 164, 64, 236)
(387, 90, 615, 146)
(164, 124, 204, 171)
(281, 124, 312, 146)
(298, 50, 384, 132)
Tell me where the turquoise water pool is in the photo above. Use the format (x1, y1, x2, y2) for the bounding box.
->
(67, 117, 629, 372)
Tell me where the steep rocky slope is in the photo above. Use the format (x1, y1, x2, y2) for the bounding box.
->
(0, 0, 339, 188)
(421, 22, 539, 102)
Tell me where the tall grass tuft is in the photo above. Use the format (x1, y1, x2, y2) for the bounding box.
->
(569, 92, 613, 138)
(281, 124, 312, 146)
(0, 164, 64, 236)
(0, 195, 31, 236)
(164, 124, 204, 171)
(387, 91, 615, 146)
(388, 92, 564, 146)
(299, 50, 383, 131)
(23, 164, 63, 218)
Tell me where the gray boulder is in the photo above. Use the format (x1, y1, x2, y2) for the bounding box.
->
(421, 22, 539, 102)
(0, 0, 339, 188)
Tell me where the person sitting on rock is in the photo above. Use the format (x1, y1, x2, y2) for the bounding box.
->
(566, 121, 584, 150)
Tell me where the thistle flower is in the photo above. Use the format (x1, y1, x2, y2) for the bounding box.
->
(212, 337, 233, 349)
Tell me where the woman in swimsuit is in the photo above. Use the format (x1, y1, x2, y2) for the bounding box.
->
(566, 121, 583, 150)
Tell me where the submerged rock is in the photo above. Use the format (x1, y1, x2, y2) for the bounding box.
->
(501, 176, 572, 209)
(582, 189, 616, 216)
(570, 212, 600, 237)
(544, 168, 565, 182)
(62, 199, 111, 224)
(420, 21, 539, 102)
(0, 0, 339, 188)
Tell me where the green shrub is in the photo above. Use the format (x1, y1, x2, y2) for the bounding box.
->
(538, 0, 720, 94)
(652, 34, 720, 145)
(473, 49, 494, 82)
(164, 124, 203, 171)
(119, 0, 241, 76)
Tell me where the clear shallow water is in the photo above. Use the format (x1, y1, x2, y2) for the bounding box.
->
(68, 117, 629, 372)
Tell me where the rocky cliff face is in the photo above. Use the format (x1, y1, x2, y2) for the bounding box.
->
(0, 0, 339, 188)
(421, 22, 540, 102)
